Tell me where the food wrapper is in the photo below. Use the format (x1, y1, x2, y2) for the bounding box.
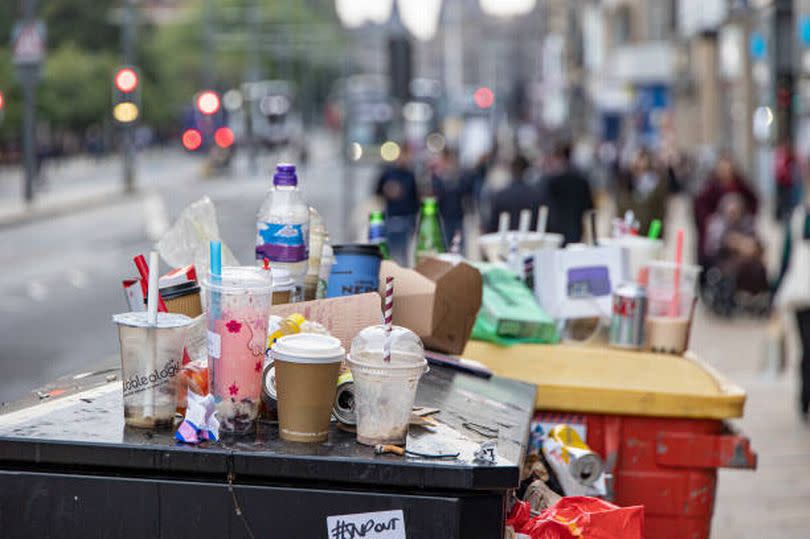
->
(175, 391, 220, 444)
(156, 196, 239, 280)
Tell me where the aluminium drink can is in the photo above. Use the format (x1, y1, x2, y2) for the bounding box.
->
(609, 282, 647, 349)
(332, 371, 356, 426)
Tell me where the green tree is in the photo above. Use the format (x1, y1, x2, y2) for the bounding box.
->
(41, 0, 120, 52)
(38, 43, 117, 133)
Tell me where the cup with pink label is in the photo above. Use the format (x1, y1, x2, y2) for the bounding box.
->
(203, 266, 273, 433)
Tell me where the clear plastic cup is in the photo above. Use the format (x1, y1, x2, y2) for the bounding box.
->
(598, 236, 664, 283)
(646, 261, 701, 354)
(347, 325, 428, 446)
(202, 266, 274, 433)
(113, 311, 193, 428)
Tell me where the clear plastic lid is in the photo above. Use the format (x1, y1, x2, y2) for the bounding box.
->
(112, 311, 193, 328)
(202, 266, 274, 294)
(270, 267, 295, 290)
(350, 325, 425, 367)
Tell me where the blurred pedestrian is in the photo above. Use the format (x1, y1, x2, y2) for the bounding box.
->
(694, 154, 758, 267)
(431, 148, 474, 250)
(537, 142, 594, 245)
(773, 138, 797, 222)
(615, 148, 668, 237)
(375, 145, 419, 265)
(703, 193, 769, 316)
(485, 154, 541, 233)
(774, 163, 810, 420)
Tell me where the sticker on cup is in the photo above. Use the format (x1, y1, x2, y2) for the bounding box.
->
(207, 330, 221, 359)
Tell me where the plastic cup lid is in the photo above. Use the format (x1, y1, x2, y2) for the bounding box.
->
(647, 260, 702, 273)
(271, 333, 345, 364)
(112, 311, 193, 329)
(202, 266, 274, 293)
(270, 267, 295, 290)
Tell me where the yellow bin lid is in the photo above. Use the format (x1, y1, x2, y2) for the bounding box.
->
(462, 341, 746, 419)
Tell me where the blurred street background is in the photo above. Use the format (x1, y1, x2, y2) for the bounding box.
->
(2, 0, 810, 536)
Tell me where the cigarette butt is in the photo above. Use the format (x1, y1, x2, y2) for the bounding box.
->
(374, 444, 406, 456)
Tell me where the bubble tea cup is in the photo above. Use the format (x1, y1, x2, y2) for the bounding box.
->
(113, 311, 192, 428)
(203, 266, 274, 433)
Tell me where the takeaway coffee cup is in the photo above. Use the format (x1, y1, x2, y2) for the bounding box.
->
(271, 267, 295, 305)
(112, 311, 192, 428)
(142, 282, 203, 318)
(272, 333, 345, 442)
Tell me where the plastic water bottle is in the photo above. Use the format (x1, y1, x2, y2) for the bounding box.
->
(256, 164, 310, 296)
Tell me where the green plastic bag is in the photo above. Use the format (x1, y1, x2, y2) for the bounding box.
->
(471, 264, 559, 346)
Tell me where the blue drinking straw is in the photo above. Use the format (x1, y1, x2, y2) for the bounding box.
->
(209, 240, 222, 320)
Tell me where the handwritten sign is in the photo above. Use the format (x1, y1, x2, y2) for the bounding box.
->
(326, 509, 405, 539)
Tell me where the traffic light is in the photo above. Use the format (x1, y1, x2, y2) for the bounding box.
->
(214, 127, 234, 149)
(182, 128, 203, 151)
(112, 66, 140, 124)
(0, 90, 5, 123)
(195, 90, 221, 116)
(474, 86, 494, 109)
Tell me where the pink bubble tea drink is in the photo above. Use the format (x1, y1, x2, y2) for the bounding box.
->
(203, 266, 273, 433)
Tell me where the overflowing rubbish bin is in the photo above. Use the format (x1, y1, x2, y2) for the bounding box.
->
(464, 341, 757, 539)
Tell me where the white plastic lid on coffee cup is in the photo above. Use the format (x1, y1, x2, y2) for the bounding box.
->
(271, 268, 295, 291)
(271, 333, 345, 364)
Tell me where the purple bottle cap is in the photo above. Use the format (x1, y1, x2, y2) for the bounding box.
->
(273, 163, 297, 186)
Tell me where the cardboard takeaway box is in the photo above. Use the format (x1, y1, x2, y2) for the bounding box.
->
(378, 259, 483, 355)
(272, 292, 382, 352)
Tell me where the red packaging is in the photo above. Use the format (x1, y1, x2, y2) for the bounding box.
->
(515, 497, 644, 539)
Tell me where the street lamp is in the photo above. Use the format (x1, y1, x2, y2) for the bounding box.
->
(479, 0, 535, 17)
(398, 0, 442, 41)
(335, 0, 393, 28)
(335, 0, 440, 41)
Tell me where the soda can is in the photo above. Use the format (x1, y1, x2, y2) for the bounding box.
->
(609, 282, 647, 349)
(332, 371, 356, 426)
(260, 356, 278, 421)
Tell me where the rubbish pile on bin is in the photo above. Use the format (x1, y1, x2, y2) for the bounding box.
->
(110, 161, 754, 539)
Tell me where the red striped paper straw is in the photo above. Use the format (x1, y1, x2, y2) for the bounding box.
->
(383, 276, 394, 363)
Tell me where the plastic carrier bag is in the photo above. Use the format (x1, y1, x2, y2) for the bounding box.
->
(507, 497, 644, 539)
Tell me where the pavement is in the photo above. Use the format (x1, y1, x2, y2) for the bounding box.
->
(661, 196, 810, 539)
(1, 146, 809, 536)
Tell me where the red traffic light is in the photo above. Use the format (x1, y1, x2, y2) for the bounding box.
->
(181, 129, 203, 151)
(115, 68, 139, 93)
(473, 86, 494, 109)
(196, 91, 221, 115)
(0, 91, 5, 111)
(214, 127, 234, 148)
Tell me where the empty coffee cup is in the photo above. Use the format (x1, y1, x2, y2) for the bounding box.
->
(272, 333, 345, 442)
